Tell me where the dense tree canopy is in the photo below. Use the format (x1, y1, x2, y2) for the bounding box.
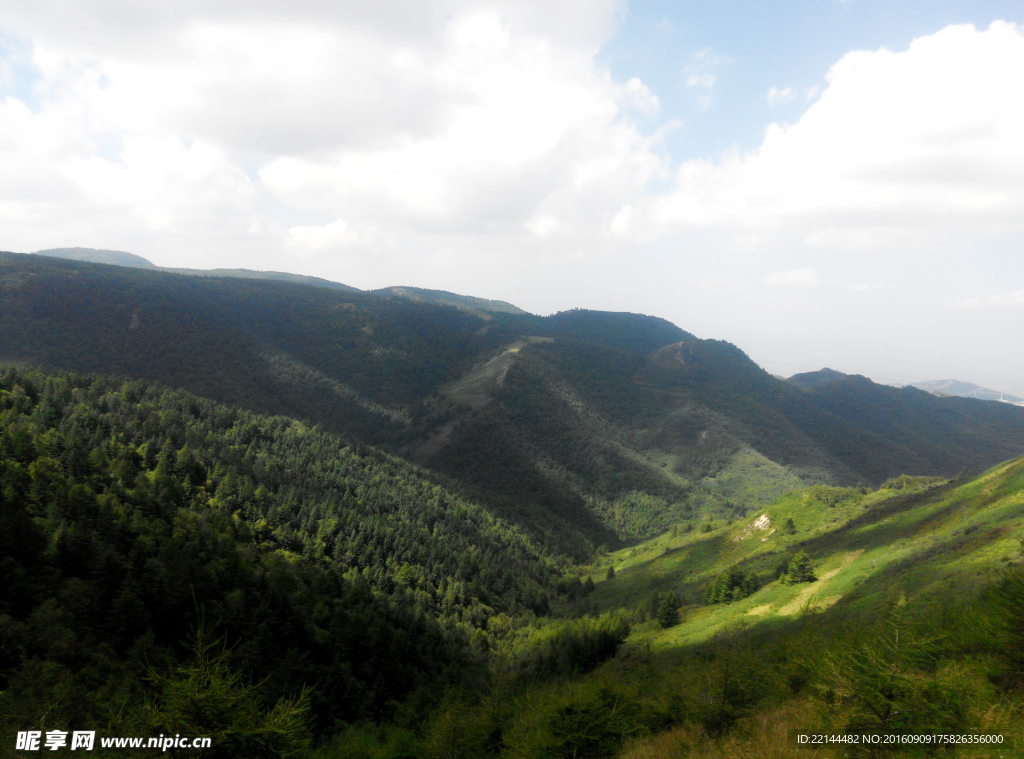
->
(0, 366, 594, 739)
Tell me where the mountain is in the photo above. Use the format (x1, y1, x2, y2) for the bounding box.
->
(160, 266, 361, 292)
(0, 252, 687, 552)
(35, 246, 360, 292)
(785, 366, 853, 390)
(35, 246, 157, 268)
(0, 365, 608, 745)
(911, 378, 1024, 403)
(3, 251, 1024, 554)
(5, 365, 1023, 759)
(4, 258, 1024, 754)
(33, 247, 521, 312)
(372, 286, 526, 316)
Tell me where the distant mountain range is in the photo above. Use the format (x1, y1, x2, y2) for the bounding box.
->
(5, 249, 1024, 554)
(788, 368, 1024, 405)
(909, 378, 1024, 404)
(33, 247, 521, 315)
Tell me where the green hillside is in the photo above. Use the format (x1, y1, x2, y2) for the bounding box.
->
(639, 341, 1024, 485)
(786, 366, 852, 390)
(35, 246, 360, 292)
(4, 367, 1024, 757)
(35, 247, 522, 309)
(159, 266, 360, 292)
(0, 366, 607, 748)
(2, 251, 1023, 556)
(379, 461, 1024, 759)
(589, 460, 1024, 645)
(431, 336, 1024, 544)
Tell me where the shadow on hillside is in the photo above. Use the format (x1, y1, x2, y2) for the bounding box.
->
(595, 534, 730, 608)
(609, 476, 1024, 646)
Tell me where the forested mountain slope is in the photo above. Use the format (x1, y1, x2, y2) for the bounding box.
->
(432, 337, 1024, 541)
(36, 247, 518, 309)
(642, 341, 1024, 484)
(2, 251, 1023, 552)
(3, 251, 516, 447)
(0, 366, 610, 745)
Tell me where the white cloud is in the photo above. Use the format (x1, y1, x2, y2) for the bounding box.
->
(623, 77, 660, 117)
(0, 0, 661, 267)
(766, 86, 796, 107)
(952, 288, 1024, 309)
(849, 282, 887, 291)
(682, 47, 731, 111)
(288, 220, 366, 253)
(989, 289, 1024, 305)
(763, 269, 819, 288)
(619, 22, 1024, 253)
(1, 8, 1024, 295)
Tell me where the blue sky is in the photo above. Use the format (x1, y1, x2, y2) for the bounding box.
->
(604, 1, 1024, 159)
(0, 0, 1022, 393)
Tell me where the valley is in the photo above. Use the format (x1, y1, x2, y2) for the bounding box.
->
(2, 249, 1024, 757)
(3, 251, 1022, 554)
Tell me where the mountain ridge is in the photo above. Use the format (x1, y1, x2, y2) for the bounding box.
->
(32, 246, 522, 314)
(3, 250, 1023, 554)
(911, 377, 1024, 403)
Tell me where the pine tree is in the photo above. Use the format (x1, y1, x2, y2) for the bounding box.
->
(606, 565, 616, 580)
(782, 551, 816, 584)
(658, 591, 681, 628)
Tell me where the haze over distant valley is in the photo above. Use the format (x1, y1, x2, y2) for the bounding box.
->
(2, 247, 1024, 755)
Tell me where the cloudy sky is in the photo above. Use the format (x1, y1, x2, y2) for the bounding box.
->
(1, 0, 1022, 394)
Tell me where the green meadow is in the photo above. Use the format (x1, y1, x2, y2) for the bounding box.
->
(370, 459, 1024, 758)
(590, 461, 1023, 644)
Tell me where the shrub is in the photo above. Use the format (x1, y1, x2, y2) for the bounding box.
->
(819, 605, 967, 736)
(780, 552, 816, 585)
(500, 613, 632, 679)
(705, 567, 761, 604)
(986, 566, 1024, 686)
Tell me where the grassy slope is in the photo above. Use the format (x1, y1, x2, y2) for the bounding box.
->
(588, 457, 1024, 650)
(380, 462, 1024, 759)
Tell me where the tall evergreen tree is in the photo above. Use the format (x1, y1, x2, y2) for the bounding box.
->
(781, 551, 816, 584)
(658, 591, 681, 628)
